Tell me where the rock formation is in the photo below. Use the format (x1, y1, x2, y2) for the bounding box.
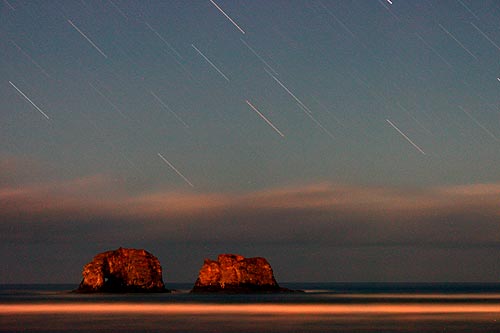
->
(192, 254, 293, 293)
(77, 247, 168, 293)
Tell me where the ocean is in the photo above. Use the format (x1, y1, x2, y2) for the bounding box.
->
(2, 283, 500, 332)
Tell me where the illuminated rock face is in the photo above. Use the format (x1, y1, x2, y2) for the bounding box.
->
(192, 254, 286, 293)
(77, 248, 167, 293)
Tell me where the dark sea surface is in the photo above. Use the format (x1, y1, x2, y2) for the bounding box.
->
(2, 283, 500, 332)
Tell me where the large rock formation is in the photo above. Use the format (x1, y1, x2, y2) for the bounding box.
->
(77, 247, 168, 293)
(192, 254, 292, 293)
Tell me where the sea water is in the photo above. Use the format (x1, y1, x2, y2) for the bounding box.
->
(2, 283, 500, 332)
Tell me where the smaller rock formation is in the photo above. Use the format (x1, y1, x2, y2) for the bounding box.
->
(77, 247, 168, 293)
(191, 254, 294, 293)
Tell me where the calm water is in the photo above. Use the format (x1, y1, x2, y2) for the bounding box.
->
(2, 283, 500, 332)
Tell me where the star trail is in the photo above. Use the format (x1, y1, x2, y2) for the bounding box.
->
(1, 0, 500, 283)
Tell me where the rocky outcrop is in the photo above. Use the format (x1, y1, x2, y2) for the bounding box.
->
(191, 254, 293, 293)
(77, 247, 168, 293)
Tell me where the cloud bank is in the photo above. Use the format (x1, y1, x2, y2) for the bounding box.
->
(1, 165, 499, 248)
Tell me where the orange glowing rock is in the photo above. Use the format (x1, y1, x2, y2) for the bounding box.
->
(76, 247, 168, 293)
(191, 254, 295, 293)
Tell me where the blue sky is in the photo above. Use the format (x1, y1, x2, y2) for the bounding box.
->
(1, 0, 500, 283)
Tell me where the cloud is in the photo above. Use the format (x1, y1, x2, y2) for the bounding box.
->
(1, 165, 499, 248)
(2, 158, 500, 282)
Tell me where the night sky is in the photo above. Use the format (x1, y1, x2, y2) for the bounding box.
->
(1, 0, 500, 284)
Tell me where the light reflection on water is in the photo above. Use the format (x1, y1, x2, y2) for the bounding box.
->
(2, 303, 500, 332)
(3, 302, 500, 314)
(3, 284, 500, 332)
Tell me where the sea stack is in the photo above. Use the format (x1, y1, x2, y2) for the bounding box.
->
(191, 254, 292, 293)
(77, 247, 168, 293)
